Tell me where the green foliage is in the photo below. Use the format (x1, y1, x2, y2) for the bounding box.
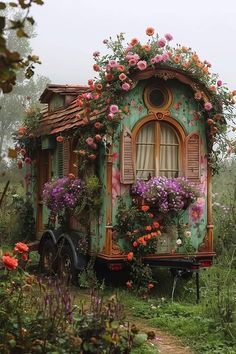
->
(201, 255, 236, 340)
(0, 1, 43, 93)
(213, 158, 236, 256)
(0, 260, 148, 354)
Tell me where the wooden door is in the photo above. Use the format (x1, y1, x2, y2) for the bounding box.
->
(36, 150, 51, 236)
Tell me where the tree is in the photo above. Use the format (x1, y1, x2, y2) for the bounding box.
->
(0, 0, 44, 93)
(0, 8, 49, 155)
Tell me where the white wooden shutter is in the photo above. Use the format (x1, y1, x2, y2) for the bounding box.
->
(120, 127, 135, 184)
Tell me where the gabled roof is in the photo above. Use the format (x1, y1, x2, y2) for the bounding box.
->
(40, 84, 90, 103)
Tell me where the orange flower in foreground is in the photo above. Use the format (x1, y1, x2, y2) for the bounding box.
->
(2, 255, 18, 270)
(141, 205, 150, 212)
(127, 252, 134, 261)
(146, 27, 155, 36)
(15, 242, 29, 254)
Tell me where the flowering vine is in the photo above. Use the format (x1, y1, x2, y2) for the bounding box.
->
(74, 27, 235, 166)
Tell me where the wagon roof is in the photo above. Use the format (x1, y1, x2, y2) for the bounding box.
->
(34, 67, 221, 138)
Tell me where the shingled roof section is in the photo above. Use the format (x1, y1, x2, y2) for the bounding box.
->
(35, 85, 105, 137)
(40, 84, 90, 103)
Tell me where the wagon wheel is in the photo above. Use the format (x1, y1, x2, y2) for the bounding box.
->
(57, 245, 78, 285)
(39, 239, 57, 275)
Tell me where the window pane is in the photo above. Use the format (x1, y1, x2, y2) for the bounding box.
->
(136, 122, 155, 180)
(160, 123, 179, 178)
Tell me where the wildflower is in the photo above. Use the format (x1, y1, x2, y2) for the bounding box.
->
(148, 283, 154, 289)
(127, 252, 134, 261)
(146, 27, 155, 36)
(176, 239, 182, 246)
(204, 102, 213, 110)
(165, 33, 173, 41)
(126, 280, 132, 288)
(93, 51, 100, 57)
(109, 104, 119, 114)
(141, 205, 150, 212)
(122, 83, 131, 91)
(2, 255, 18, 270)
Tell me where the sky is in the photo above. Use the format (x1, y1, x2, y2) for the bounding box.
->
(30, 0, 236, 92)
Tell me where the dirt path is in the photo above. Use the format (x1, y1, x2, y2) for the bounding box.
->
(75, 289, 193, 354)
(128, 316, 193, 354)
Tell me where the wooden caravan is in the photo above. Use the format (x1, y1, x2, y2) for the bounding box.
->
(17, 31, 235, 281)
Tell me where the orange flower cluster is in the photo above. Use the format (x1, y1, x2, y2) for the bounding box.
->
(1, 242, 29, 271)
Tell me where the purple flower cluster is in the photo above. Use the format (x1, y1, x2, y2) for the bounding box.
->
(43, 177, 84, 214)
(132, 177, 201, 213)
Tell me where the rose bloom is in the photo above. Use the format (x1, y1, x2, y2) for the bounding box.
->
(153, 221, 160, 228)
(109, 104, 119, 114)
(119, 73, 127, 81)
(109, 59, 118, 68)
(137, 60, 147, 71)
(93, 64, 100, 72)
(128, 58, 137, 66)
(217, 80, 222, 87)
(165, 33, 173, 41)
(127, 252, 134, 261)
(95, 134, 102, 141)
(141, 205, 150, 212)
(88, 154, 96, 160)
(146, 27, 155, 36)
(148, 283, 154, 289)
(2, 255, 18, 270)
(126, 280, 132, 288)
(122, 83, 131, 91)
(22, 254, 28, 262)
(130, 38, 139, 46)
(157, 38, 166, 47)
(96, 83, 103, 91)
(117, 65, 125, 72)
(94, 121, 103, 129)
(204, 102, 213, 111)
(145, 225, 152, 231)
(194, 91, 202, 100)
(105, 73, 114, 81)
(133, 241, 138, 247)
(15, 242, 29, 253)
(107, 113, 114, 121)
(85, 137, 94, 146)
(142, 44, 151, 52)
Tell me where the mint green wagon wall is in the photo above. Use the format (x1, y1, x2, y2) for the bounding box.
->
(111, 78, 208, 253)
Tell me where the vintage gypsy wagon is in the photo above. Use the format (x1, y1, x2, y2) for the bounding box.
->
(17, 30, 234, 287)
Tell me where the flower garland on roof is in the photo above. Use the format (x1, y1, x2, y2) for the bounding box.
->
(74, 27, 235, 166)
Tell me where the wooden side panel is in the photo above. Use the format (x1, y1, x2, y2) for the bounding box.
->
(57, 142, 63, 177)
(120, 127, 135, 184)
(63, 139, 70, 176)
(185, 133, 200, 181)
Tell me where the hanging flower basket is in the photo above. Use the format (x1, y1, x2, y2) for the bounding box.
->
(132, 177, 201, 214)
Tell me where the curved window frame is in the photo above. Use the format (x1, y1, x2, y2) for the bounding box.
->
(132, 115, 186, 179)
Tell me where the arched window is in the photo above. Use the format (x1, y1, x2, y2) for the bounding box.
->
(135, 120, 181, 179)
